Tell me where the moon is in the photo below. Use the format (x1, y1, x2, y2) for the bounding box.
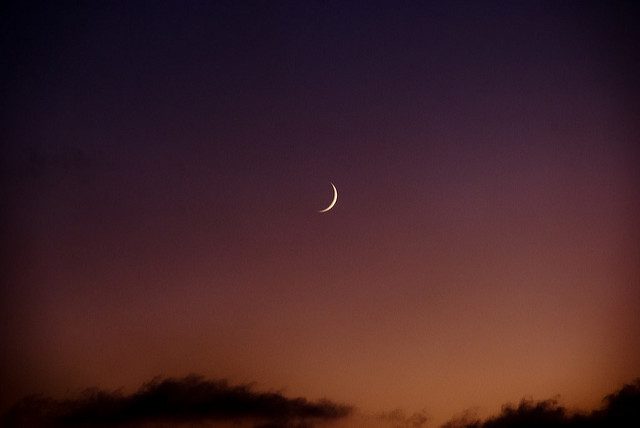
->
(318, 182, 338, 213)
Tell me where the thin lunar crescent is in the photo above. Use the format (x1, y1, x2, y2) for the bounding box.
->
(318, 182, 338, 213)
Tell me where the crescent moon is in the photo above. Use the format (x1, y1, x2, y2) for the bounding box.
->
(318, 182, 338, 213)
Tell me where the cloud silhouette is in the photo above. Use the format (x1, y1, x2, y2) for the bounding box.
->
(377, 408, 429, 427)
(5, 376, 639, 427)
(2, 375, 352, 427)
(441, 378, 640, 428)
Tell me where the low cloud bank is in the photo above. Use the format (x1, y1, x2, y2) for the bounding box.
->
(3, 375, 352, 427)
(442, 378, 640, 428)
(378, 408, 429, 427)
(5, 376, 639, 427)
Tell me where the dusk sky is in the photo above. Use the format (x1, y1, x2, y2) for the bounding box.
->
(2, 1, 639, 426)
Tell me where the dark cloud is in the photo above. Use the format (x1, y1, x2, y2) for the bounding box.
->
(2, 375, 352, 427)
(442, 378, 640, 428)
(377, 408, 429, 428)
(5, 377, 640, 427)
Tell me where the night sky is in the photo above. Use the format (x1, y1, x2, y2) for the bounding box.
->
(2, 1, 640, 426)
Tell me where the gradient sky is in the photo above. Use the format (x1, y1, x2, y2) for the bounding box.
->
(2, 1, 639, 426)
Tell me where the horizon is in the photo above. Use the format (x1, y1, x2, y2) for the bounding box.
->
(4, 374, 640, 426)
